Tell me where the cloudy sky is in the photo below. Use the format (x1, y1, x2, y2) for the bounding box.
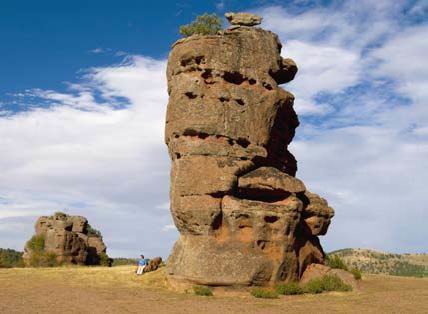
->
(1, 0, 427, 258)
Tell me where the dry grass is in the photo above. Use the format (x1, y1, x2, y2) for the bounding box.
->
(1, 266, 428, 314)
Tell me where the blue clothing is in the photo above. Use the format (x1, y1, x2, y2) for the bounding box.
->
(138, 258, 149, 266)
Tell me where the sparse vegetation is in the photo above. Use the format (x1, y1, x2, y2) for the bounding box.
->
(193, 285, 213, 296)
(26, 234, 45, 252)
(275, 282, 304, 295)
(99, 252, 112, 267)
(250, 288, 279, 299)
(111, 257, 137, 266)
(87, 223, 102, 237)
(304, 275, 352, 294)
(179, 13, 223, 37)
(329, 249, 428, 278)
(0, 248, 24, 268)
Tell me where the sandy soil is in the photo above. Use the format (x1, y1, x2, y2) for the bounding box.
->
(1, 266, 427, 314)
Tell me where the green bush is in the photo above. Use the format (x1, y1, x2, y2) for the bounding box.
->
(304, 275, 352, 294)
(99, 252, 112, 267)
(0, 248, 24, 268)
(276, 282, 304, 295)
(29, 251, 60, 267)
(351, 268, 362, 280)
(179, 13, 223, 37)
(250, 288, 278, 299)
(325, 255, 348, 271)
(87, 224, 102, 237)
(193, 285, 213, 296)
(26, 235, 45, 252)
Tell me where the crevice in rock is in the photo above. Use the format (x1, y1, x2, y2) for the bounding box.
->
(238, 188, 291, 203)
(211, 211, 223, 231)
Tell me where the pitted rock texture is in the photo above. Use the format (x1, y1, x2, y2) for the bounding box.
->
(165, 13, 334, 286)
(23, 212, 107, 265)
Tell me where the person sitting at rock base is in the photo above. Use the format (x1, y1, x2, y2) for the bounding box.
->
(136, 254, 149, 275)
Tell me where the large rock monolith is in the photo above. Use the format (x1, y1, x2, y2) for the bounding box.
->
(165, 13, 334, 286)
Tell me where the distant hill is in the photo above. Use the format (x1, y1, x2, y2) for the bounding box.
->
(329, 248, 428, 277)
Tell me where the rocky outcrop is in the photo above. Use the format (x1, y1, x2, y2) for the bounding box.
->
(23, 212, 107, 265)
(165, 12, 334, 286)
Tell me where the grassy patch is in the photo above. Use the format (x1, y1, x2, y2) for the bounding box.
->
(276, 282, 304, 295)
(193, 285, 213, 296)
(250, 288, 278, 299)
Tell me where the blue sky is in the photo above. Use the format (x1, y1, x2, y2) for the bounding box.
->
(1, 0, 427, 258)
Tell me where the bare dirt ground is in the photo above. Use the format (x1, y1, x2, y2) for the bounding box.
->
(1, 266, 427, 314)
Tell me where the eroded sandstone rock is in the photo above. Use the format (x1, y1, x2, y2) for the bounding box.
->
(23, 212, 107, 265)
(165, 12, 334, 286)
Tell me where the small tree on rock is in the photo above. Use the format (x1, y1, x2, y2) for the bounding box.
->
(179, 13, 223, 37)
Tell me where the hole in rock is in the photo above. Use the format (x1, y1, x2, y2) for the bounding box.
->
(219, 97, 229, 102)
(201, 69, 212, 79)
(222, 71, 245, 84)
(235, 99, 245, 106)
(249, 78, 256, 85)
(256, 240, 267, 249)
(185, 92, 197, 99)
(263, 82, 273, 90)
(175, 153, 181, 159)
(264, 216, 279, 223)
(236, 138, 250, 148)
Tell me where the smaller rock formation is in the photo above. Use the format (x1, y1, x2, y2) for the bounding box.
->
(225, 12, 262, 26)
(300, 263, 358, 289)
(23, 212, 108, 266)
(144, 257, 163, 273)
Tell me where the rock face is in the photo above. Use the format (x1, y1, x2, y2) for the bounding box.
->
(23, 212, 107, 265)
(165, 13, 334, 286)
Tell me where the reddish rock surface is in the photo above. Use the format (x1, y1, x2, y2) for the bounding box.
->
(165, 12, 334, 286)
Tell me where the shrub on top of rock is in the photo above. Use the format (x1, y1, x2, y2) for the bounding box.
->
(179, 13, 223, 37)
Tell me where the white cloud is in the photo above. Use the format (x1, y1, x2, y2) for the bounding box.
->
(0, 56, 176, 257)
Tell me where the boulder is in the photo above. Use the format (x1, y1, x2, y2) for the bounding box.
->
(225, 12, 262, 26)
(144, 257, 163, 273)
(300, 263, 358, 289)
